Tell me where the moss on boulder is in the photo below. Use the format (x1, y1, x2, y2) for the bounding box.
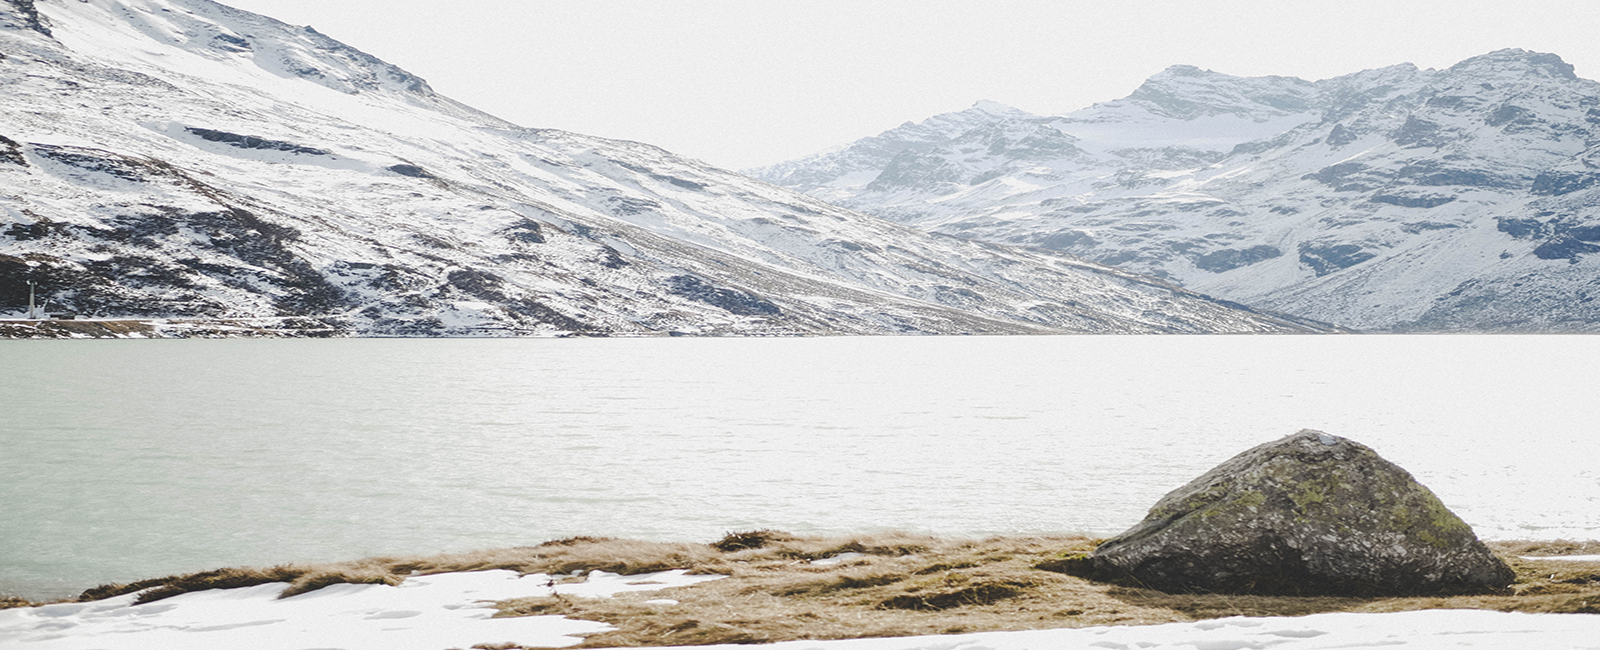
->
(1077, 429, 1513, 596)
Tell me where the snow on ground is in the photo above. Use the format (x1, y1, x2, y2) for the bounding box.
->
(0, 569, 721, 650)
(745, 611, 1600, 650)
(3, 568, 1599, 650)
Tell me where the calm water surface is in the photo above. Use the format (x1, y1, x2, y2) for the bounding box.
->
(2, 335, 1596, 599)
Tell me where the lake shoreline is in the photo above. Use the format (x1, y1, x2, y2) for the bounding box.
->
(6, 534, 1598, 642)
(0, 317, 345, 339)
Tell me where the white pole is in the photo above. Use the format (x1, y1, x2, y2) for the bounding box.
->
(25, 261, 39, 320)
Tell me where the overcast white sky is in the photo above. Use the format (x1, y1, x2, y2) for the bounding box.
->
(221, 0, 1600, 170)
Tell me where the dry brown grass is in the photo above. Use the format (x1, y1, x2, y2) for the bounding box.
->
(1491, 539, 1600, 557)
(9, 533, 1597, 646)
(482, 535, 1600, 648)
(45, 536, 731, 608)
(0, 596, 35, 610)
(66, 560, 402, 605)
(489, 533, 1138, 647)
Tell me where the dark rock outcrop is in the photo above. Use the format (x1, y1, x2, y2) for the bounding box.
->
(1531, 171, 1600, 196)
(1062, 430, 1513, 596)
(1298, 243, 1376, 276)
(1194, 245, 1282, 273)
(0, 135, 25, 166)
(184, 127, 331, 156)
(666, 275, 782, 316)
(5, 0, 52, 36)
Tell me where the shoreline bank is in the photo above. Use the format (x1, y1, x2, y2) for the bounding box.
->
(5, 534, 1598, 648)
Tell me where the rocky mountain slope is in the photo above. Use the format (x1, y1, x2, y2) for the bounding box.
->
(0, 0, 1326, 336)
(752, 51, 1600, 332)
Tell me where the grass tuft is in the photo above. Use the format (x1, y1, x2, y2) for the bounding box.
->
(136, 567, 304, 604)
(78, 566, 306, 605)
(280, 565, 402, 598)
(876, 577, 1036, 611)
(712, 530, 795, 552)
(1, 596, 38, 610)
(777, 572, 906, 597)
(538, 536, 618, 548)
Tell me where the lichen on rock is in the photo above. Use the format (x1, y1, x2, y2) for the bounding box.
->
(1062, 429, 1513, 596)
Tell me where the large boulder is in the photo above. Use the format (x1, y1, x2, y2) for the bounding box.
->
(1076, 429, 1514, 596)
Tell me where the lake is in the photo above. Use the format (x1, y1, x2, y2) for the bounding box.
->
(2, 335, 1597, 600)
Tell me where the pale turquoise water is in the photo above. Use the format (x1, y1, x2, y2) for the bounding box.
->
(2, 335, 1597, 600)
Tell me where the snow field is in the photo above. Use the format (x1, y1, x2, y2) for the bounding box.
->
(3, 567, 1598, 649)
(0, 569, 722, 650)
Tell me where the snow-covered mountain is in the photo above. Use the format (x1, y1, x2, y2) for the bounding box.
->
(0, 0, 1324, 336)
(751, 51, 1600, 332)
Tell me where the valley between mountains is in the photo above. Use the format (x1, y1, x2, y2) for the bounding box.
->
(4, 0, 1594, 336)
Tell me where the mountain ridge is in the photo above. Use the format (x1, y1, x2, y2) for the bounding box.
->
(1, 0, 1323, 336)
(751, 49, 1600, 332)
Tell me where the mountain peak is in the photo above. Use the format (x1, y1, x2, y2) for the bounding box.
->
(1156, 64, 1212, 78)
(970, 99, 1026, 115)
(962, 100, 1040, 123)
(1120, 64, 1316, 120)
(1447, 48, 1576, 81)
